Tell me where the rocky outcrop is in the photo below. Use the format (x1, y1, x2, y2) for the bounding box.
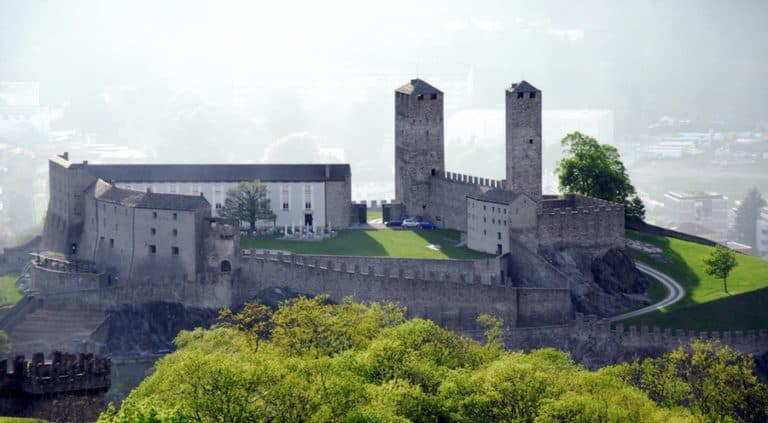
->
(100, 302, 218, 355)
(540, 247, 651, 317)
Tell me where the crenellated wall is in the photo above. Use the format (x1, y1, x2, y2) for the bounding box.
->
(537, 195, 624, 252)
(0, 352, 111, 395)
(237, 251, 573, 330)
(428, 173, 489, 231)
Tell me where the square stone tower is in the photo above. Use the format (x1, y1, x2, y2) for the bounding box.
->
(395, 79, 444, 217)
(505, 81, 542, 200)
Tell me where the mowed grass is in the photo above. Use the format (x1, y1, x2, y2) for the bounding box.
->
(367, 210, 382, 222)
(0, 418, 48, 423)
(625, 230, 768, 330)
(0, 273, 22, 307)
(644, 274, 667, 304)
(241, 229, 492, 260)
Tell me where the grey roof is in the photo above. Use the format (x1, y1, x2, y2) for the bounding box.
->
(86, 163, 351, 183)
(92, 179, 210, 211)
(468, 189, 521, 205)
(396, 79, 442, 96)
(507, 80, 540, 93)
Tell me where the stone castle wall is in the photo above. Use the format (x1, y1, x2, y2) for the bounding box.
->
(325, 178, 352, 228)
(428, 172, 491, 231)
(237, 252, 573, 330)
(537, 195, 625, 251)
(0, 236, 40, 275)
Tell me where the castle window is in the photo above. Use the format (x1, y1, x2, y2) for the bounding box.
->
(281, 184, 290, 210)
(483, 205, 486, 211)
(483, 229, 487, 236)
(498, 232, 502, 240)
(169, 184, 177, 193)
(430, 93, 437, 100)
(529, 139, 533, 144)
(150, 228, 156, 235)
(192, 184, 200, 194)
(172, 229, 178, 237)
(114, 206, 117, 214)
(215, 203, 222, 209)
(517, 92, 524, 99)
(530, 92, 536, 99)
(492, 206, 495, 212)
(171, 247, 179, 255)
(431, 168, 436, 176)
(417, 94, 424, 101)
(173, 213, 178, 220)
(153, 211, 158, 219)
(492, 218, 495, 224)
(504, 208, 507, 214)
(304, 184, 312, 209)
(109, 239, 114, 248)
(504, 221, 507, 226)
(149, 245, 156, 254)
(483, 217, 486, 223)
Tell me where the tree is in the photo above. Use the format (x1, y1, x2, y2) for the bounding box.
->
(556, 132, 638, 212)
(626, 195, 646, 220)
(219, 180, 276, 235)
(703, 245, 738, 293)
(216, 301, 272, 350)
(733, 188, 765, 248)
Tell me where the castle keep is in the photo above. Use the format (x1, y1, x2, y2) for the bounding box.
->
(394, 79, 624, 256)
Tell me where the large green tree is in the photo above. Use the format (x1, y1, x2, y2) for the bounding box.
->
(219, 180, 276, 235)
(703, 245, 738, 294)
(734, 188, 766, 248)
(556, 132, 644, 216)
(100, 297, 767, 422)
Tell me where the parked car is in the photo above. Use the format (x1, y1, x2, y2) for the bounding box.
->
(385, 220, 403, 227)
(418, 221, 436, 229)
(402, 217, 422, 228)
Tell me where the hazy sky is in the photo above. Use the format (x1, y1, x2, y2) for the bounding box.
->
(1, 0, 767, 199)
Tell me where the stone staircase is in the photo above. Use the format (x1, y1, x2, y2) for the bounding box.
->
(6, 308, 106, 354)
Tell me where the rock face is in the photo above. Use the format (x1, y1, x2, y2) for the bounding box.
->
(541, 247, 651, 317)
(101, 302, 218, 355)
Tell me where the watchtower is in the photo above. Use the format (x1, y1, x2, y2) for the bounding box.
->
(505, 81, 542, 200)
(394, 79, 444, 217)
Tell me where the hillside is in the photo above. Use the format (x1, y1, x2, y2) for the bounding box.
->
(626, 230, 768, 330)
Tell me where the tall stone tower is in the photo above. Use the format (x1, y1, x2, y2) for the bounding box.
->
(505, 81, 542, 200)
(395, 79, 444, 217)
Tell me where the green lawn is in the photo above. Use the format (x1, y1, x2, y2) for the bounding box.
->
(0, 274, 22, 307)
(241, 229, 492, 260)
(625, 230, 768, 330)
(0, 418, 47, 423)
(367, 210, 382, 222)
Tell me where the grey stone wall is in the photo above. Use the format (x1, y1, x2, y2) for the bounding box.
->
(505, 85, 542, 200)
(395, 87, 444, 218)
(428, 175, 486, 231)
(0, 236, 40, 275)
(537, 195, 625, 252)
(237, 253, 573, 330)
(41, 156, 96, 255)
(325, 178, 351, 228)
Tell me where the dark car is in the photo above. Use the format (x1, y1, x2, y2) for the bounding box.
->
(385, 220, 403, 227)
(418, 221, 436, 229)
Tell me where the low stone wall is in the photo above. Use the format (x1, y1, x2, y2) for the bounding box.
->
(0, 236, 40, 275)
(537, 195, 624, 251)
(238, 253, 573, 330)
(260, 253, 504, 285)
(428, 176, 487, 231)
(626, 216, 720, 247)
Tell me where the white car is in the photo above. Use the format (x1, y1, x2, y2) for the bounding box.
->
(401, 217, 422, 228)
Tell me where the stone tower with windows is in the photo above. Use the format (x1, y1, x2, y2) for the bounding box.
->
(395, 79, 444, 217)
(505, 81, 542, 200)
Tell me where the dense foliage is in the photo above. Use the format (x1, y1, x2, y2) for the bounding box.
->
(100, 297, 767, 422)
(556, 131, 644, 217)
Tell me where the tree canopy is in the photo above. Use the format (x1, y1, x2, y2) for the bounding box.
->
(703, 245, 738, 293)
(556, 131, 644, 217)
(99, 297, 767, 422)
(219, 180, 276, 235)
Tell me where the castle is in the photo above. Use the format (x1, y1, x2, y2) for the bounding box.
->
(393, 79, 624, 256)
(1, 79, 639, 359)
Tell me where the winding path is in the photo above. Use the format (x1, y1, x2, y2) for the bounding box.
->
(608, 262, 686, 322)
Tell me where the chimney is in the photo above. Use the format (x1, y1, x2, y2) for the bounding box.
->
(61, 152, 69, 160)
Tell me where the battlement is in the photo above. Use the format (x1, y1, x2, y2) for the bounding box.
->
(573, 314, 768, 355)
(242, 250, 507, 286)
(539, 194, 624, 214)
(0, 352, 111, 395)
(433, 170, 503, 189)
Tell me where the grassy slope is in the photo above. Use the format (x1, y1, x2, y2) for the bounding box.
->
(644, 274, 667, 304)
(0, 274, 22, 307)
(626, 230, 768, 330)
(366, 210, 382, 222)
(242, 229, 492, 260)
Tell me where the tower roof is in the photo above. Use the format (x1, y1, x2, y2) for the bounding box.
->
(396, 79, 442, 96)
(507, 80, 540, 93)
